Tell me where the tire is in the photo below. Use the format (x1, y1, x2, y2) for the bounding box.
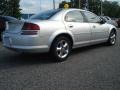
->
(0, 31, 4, 41)
(107, 30, 116, 45)
(50, 36, 72, 62)
(0, 32, 2, 41)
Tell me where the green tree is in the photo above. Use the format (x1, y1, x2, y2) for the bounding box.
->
(0, 0, 8, 15)
(69, 0, 120, 17)
(103, 1, 120, 17)
(70, 0, 89, 9)
(0, 0, 21, 18)
(69, 0, 101, 15)
(88, 0, 101, 15)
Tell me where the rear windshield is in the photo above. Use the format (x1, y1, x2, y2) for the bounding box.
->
(30, 9, 62, 20)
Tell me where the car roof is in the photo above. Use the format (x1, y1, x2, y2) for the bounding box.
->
(61, 8, 86, 12)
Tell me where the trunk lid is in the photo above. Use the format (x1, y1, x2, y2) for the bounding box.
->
(5, 20, 24, 34)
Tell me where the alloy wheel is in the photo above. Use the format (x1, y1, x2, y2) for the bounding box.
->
(56, 40, 69, 59)
(110, 31, 116, 45)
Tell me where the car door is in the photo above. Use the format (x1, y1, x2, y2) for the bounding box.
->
(82, 11, 109, 43)
(64, 10, 91, 47)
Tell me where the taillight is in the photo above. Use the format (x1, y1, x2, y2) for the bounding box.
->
(22, 22, 40, 30)
(21, 22, 40, 35)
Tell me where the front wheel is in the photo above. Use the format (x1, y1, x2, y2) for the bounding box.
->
(107, 30, 116, 45)
(50, 36, 72, 62)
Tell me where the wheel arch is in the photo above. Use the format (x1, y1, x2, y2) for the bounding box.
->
(48, 32, 74, 51)
(109, 27, 117, 35)
(107, 27, 117, 45)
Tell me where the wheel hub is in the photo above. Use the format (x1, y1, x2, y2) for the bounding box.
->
(110, 33, 116, 44)
(56, 40, 69, 59)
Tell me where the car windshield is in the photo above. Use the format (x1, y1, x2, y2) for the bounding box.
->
(30, 9, 62, 20)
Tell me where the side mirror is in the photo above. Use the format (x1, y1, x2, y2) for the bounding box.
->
(99, 18, 106, 24)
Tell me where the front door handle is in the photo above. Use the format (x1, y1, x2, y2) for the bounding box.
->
(68, 25, 73, 28)
(93, 25, 96, 28)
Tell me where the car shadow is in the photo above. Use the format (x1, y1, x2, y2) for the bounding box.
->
(0, 43, 108, 70)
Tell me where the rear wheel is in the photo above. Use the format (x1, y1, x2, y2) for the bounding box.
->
(50, 36, 72, 62)
(0, 31, 2, 41)
(107, 30, 116, 45)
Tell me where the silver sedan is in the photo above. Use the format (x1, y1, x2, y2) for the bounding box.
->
(2, 9, 117, 61)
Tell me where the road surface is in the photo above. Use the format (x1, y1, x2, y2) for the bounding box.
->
(0, 30, 120, 90)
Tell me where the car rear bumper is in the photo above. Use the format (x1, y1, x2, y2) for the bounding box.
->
(4, 45, 49, 53)
(2, 33, 49, 53)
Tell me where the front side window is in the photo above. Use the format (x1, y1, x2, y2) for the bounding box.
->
(65, 11, 84, 22)
(83, 11, 100, 23)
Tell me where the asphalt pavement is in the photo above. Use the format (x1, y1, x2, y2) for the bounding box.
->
(0, 30, 120, 90)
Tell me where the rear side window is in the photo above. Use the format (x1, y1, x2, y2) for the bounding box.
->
(30, 9, 62, 20)
(65, 11, 84, 22)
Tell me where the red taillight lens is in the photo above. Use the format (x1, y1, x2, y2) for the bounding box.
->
(22, 22, 40, 30)
(21, 22, 40, 35)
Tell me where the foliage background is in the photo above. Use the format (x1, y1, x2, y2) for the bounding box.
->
(0, 0, 120, 18)
(59, 0, 120, 18)
(0, 0, 21, 18)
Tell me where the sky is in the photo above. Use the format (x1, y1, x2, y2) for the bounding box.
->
(20, 0, 120, 14)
